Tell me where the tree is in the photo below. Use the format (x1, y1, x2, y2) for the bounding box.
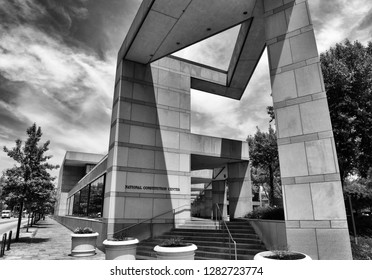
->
(320, 40, 372, 181)
(247, 125, 281, 206)
(0, 175, 5, 211)
(1, 123, 58, 240)
(343, 179, 372, 214)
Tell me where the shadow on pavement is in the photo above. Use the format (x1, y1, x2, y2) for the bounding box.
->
(16, 237, 51, 244)
(32, 224, 54, 228)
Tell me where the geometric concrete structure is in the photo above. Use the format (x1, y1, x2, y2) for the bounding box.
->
(263, 0, 352, 260)
(55, 0, 352, 259)
(55, 151, 105, 217)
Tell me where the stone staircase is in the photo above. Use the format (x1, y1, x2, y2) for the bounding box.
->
(136, 218, 266, 260)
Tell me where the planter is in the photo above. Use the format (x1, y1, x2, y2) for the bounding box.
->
(103, 238, 139, 260)
(71, 232, 99, 257)
(253, 250, 312, 260)
(154, 243, 197, 260)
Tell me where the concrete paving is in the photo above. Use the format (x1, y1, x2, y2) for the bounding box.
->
(0, 217, 105, 260)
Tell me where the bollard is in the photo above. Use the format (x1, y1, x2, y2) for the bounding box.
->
(7, 230, 12, 251)
(0, 233, 7, 257)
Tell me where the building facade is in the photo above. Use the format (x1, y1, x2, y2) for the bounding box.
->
(55, 0, 352, 259)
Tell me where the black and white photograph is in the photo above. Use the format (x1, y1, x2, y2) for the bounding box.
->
(1, 0, 371, 278)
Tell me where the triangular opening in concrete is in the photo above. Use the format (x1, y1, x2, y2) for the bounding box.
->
(172, 24, 241, 71)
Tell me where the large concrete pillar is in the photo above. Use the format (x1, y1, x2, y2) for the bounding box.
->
(203, 189, 213, 219)
(263, 0, 352, 259)
(212, 180, 228, 220)
(103, 57, 192, 239)
(228, 161, 252, 219)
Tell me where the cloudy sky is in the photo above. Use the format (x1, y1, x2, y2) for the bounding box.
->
(1, 0, 372, 180)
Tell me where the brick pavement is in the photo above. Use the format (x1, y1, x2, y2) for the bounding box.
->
(1, 217, 105, 260)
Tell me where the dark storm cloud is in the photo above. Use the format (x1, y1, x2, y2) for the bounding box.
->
(67, 0, 141, 59)
(355, 7, 372, 32)
(0, 0, 141, 59)
(0, 0, 142, 177)
(0, 75, 30, 136)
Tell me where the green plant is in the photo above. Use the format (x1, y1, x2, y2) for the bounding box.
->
(160, 237, 188, 247)
(245, 206, 284, 220)
(109, 235, 136, 242)
(266, 246, 306, 260)
(74, 227, 94, 234)
(266, 251, 306, 260)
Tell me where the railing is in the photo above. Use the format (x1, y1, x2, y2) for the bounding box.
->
(0, 230, 12, 258)
(107, 204, 190, 239)
(214, 203, 237, 260)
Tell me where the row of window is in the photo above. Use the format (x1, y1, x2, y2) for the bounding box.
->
(67, 175, 105, 219)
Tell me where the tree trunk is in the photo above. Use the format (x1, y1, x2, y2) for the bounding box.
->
(15, 200, 24, 241)
(269, 165, 275, 207)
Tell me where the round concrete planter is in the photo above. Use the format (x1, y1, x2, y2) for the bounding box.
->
(103, 238, 139, 260)
(71, 232, 99, 257)
(253, 250, 312, 260)
(154, 244, 197, 260)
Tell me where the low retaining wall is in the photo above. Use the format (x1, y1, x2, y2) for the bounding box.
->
(53, 215, 174, 251)
(54, 215, 105, 249)
(245, 219, 287, 250)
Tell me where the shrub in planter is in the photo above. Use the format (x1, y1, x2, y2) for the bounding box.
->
(245, 206, 284, 220)
(254, 246, 311, 260)
(103, 236, 139, 260)
(154, 237, 197, 260)
(254, 250, 311, 260)
(71, 227, 99, 257)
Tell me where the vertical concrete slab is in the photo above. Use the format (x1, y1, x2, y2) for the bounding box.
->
(264, 0, 352, 259)
(104, 57, 192, 238)
(228, 162, 252, 219)
(204, 189, 213, 219)
(212, 180, 228, 220)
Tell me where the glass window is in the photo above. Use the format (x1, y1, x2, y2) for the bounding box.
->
(69, 174, 105, 219)
(88, 176, 105, 218)
(79, 186, 89, 216)
(72, 192, 80, 215)
(68, 196, 74, 215)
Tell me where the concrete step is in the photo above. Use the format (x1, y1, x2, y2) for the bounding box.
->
(170, 230, 259, 239)
(172, 227, 257, 233)
(136, 246, 259, 260)
(195, 250, 256, 260)
(158, 234, 262, 244)
(177, 224, 255, 231)
(135, 219, 265, 260)
(196, 244, 265, 254)
(177, 224, 220, 230)
(137, 239, 264, 250)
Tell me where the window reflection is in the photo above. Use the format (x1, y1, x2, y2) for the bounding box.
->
(68, 174, 105, 219)
(79, 187, 89, 216)
(88, 176, 104, 218)
(72, 192, 80, 215)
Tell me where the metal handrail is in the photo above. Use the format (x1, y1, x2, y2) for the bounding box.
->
(107, 204, 189, 238)
(214, 203, 237, 260)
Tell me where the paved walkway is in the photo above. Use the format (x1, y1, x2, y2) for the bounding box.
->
(1, 217, 105, 260)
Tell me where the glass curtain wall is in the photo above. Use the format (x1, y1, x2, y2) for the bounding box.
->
(88, 176, 104, 218)
(68, 174, 105, 219)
